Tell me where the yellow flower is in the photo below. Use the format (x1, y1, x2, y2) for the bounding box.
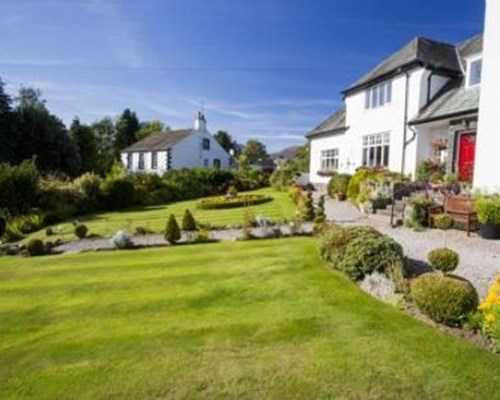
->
(485, 314, 496, 323)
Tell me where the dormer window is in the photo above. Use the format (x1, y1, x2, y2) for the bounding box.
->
(365, 80, 392, 109)
(468, 58, 482, 87)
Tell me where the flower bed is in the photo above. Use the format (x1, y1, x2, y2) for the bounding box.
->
(196, 194, 273, 210)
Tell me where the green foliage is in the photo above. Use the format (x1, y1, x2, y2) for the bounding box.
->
(165, 214, 181, 244)
(415, 160, 445, 182)
(346, 168, 377, 201)
(270, 161, 299, 191)
(433, 214, 454, 230)
(427, 248, 459, 273)
(474, 196, 500, 224)
(26, 238, 45, 257)
(407, 197, 433, 228)
(319, 225, 406, 291)
(182, 209, 197, 231)
(328, 174, 352, 199)
(241, 139, 269, 164)
(300, 191, 315, 222)
(115, 108, 140, 151)
(0, 159, 40, 215)
(75, 224, 89, 239)
(213, 130, 238, 154)
(71, 172, 103, 213)
(411, 273, 479, 326)
(315, 195, 326, 223)
(0, 215, 5, 237)
(70, 118, 98, 174)
(101, 166, 136, 210)
(197, 194, 272, 210)
(135, 120, 165, 141)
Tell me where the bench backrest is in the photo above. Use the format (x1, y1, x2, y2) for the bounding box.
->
(444, 196, 475, 213)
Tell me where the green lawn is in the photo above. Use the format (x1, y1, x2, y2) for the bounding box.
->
(0, 238, 499, 399)
(26, 187, 296, 242)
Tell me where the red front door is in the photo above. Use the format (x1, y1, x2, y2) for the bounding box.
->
(458, 132, 476, 181)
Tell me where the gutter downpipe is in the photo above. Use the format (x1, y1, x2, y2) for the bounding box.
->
(401, 70, 411, 174)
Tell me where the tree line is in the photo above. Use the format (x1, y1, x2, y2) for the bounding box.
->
(0, 77, 276, 177)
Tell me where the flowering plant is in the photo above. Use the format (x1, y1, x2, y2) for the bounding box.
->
(478, 276, 500, 350)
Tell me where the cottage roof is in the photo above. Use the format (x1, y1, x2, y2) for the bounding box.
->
(306, 107, 347, 139)
(343, 37, 462, 95)
(121, 129, 194, 152)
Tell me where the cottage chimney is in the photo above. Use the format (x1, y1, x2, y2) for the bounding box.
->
(194, 111, 207, 131)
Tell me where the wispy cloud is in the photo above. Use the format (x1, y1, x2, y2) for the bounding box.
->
(84, 0, 144, 68)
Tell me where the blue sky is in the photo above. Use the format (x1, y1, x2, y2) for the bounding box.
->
(0, 0, 484, 152)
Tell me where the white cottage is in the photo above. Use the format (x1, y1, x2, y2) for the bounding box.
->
(120, 112, 230, 174)
(308, 33, 485, 188)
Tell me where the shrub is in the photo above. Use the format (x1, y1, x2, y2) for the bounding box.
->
(407, 197, 433, 228)
(328, 174, 352, 199)
(415, 160, 445, 182)
(270, 162, 299, 191)
(300, 191, 315, 222)
(315, 195, 326, 222)
(111, 230, 134, 249)
(45, 227, 54, 236)
(0, 159, 40, 215)
(101, 177, 136, 210)
(135, 226, 154, 235)
(74, 224, 88, 239)
(427, 248, 459, 273)
(195, 228, 212, 243)
(3, 222, 24, 242)
(434, 214, 454, 230)
(27, 239, 45, 257)
(475, 196, 500, 225)
(478, 276, 500, 350)
(197, 194, 272, 210)
(182, 209, 197, 231)
(319, 225, 406, 291)
(72, 172, 102, 212)
(411, 273, 479, 326)
(165, 214, 181, 244)
(289, 185, 303, 205)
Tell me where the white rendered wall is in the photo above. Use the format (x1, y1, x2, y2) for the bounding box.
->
(474, 0, 500, 190)
(309, 133, 349, 185)
(120, 151, 168, 174)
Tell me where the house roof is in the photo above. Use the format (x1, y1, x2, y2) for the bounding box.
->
(343, 37, 462, 95)
(306, 108, 347, 139)
(121, 129, 194, 152)
(410, 35, 483, 125)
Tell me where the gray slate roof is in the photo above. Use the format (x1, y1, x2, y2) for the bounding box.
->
(344, 37, 462, 94)
(121, 129, 193, 152)
(411, 35, 483, 124)
(306, 108, 347, 139)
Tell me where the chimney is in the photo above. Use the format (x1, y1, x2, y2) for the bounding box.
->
(194, 111, 207, 131)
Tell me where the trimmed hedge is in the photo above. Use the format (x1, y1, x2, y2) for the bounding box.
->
(197, 194, 272, 210)
(319, 225, 406, 291)
(411, 273, 478, 326)
(427, 248, 459, 273)
(75, 224, 89, 239)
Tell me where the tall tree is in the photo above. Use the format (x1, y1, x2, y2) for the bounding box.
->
(13, 87, 81, 176)
(135, 120, 165, 141)
(70, 118, 98, 174)
(115, 109, 140, 151)
(241, 139, 269, 164)
(214, 130, 238, 154)
(91, 117, 116, 175)
(0, 78, 15, 164)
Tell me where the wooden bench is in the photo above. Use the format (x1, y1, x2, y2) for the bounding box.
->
(442, 196, 478, 236)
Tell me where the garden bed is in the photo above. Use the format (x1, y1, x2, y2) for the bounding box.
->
(196, 194, 273, 210)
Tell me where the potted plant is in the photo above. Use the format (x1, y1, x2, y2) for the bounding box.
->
(327, 173, 352, 201)
(475, 196, 500, 240)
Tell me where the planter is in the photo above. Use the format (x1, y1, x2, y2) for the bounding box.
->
(335, 193, 346, 201)
(479, 223, 500, 240)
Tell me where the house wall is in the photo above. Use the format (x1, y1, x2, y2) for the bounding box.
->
(309, 133, 348, 185)
(120, 151, 168, 174)
(170, 128, 230, 169)
(474, 0, 500, 190)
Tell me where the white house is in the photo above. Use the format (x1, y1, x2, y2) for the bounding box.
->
(120, 112, 230, 174)
(308, 31, 485, 188)
(474, 0, 500, 190)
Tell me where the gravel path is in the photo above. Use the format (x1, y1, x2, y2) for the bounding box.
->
(323, 198, 500, 297)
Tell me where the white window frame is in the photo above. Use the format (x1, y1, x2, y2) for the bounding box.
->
(202, 138, 210, 150)
(467, 56, 482, 88)
(320, 149, 339, 172)
(138, 153, 145, 170)
(151, 151, 158, 170)
(126, 153, 132, 170)
(362, 132, 390, 168)
(365, 80, 392, 110)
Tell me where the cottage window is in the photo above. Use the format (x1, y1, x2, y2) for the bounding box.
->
(202, 138, 210, 150)
(213, 159, 221, 169)
(151, 152, 158, 170)
(468, 59, 482, 86)
(365, 81, 392, 109)
(138, 153, 145, 170)
(362, 132, 390, 167)
(320, 149, 339, 171)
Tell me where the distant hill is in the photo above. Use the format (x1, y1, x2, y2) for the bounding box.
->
(270, 146, 301, 161)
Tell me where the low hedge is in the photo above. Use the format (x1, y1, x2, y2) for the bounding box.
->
(411, 272, 478, 326)
(319, 225, 406, 292)
(196, 194, 272, 210)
